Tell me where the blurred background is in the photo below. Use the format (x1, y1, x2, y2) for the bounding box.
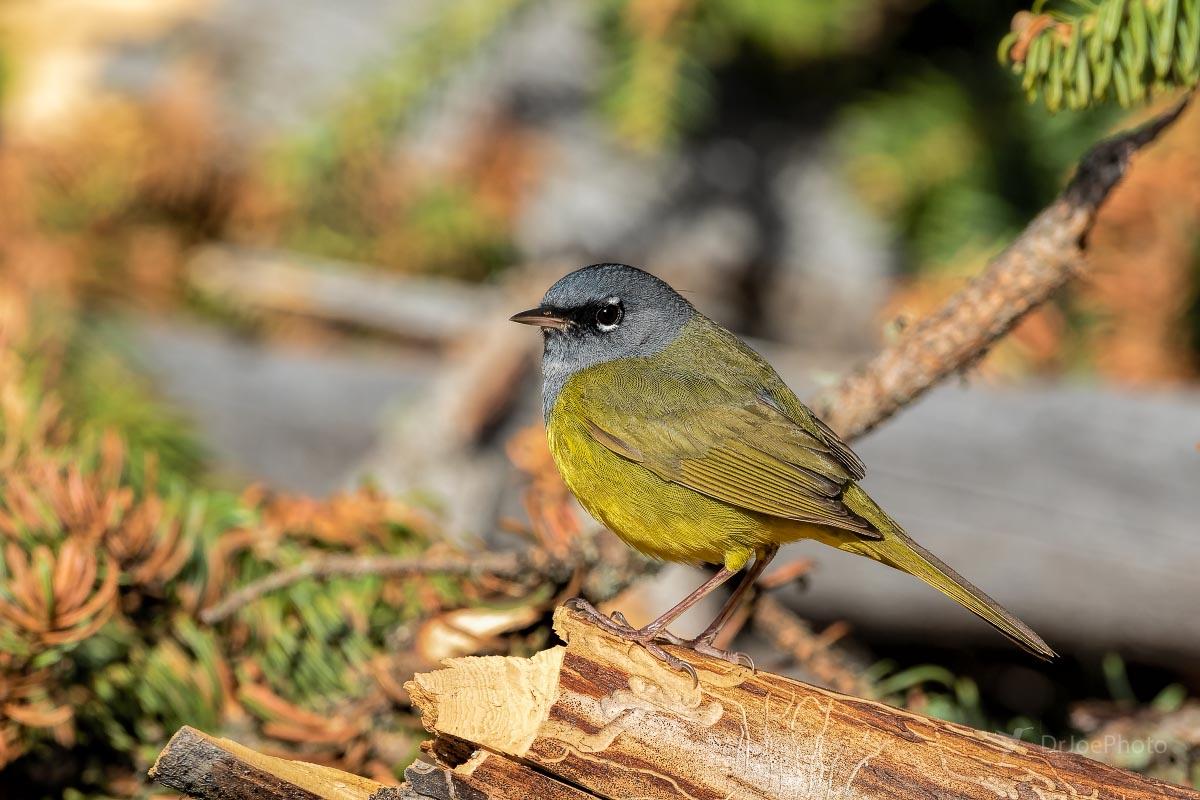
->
(0, 0, 1197, 796)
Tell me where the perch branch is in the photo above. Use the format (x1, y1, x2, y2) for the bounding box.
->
(403, 606, 1200, 800)
(812, 96, 1191, 439)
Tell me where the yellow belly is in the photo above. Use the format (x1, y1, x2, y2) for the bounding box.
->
(546, 409, 818, 572)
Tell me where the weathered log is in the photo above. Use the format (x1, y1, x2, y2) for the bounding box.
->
(148, 725, 413, 799)
(405, 605, 1200, 800)
(149, 606, 1200, 800)
(147, 725, 597, 799)
(404, 754, 594, 799)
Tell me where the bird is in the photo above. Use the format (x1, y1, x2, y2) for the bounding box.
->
(510, 262, 1055, 675)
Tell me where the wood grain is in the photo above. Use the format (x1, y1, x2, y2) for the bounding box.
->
(405, 753, 596, 799)
(148, 726, 411, 800)
(407, 605, 1200, 800)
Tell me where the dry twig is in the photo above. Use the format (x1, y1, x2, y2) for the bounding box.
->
(813, 97, 1192, 439)
(200, 550, 546, 624)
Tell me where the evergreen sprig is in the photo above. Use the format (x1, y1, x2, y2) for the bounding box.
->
(1000, 0, 1200, 111)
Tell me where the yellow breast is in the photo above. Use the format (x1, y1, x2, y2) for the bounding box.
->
(546, 378, 780, 572)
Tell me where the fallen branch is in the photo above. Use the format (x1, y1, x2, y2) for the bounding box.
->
(404, 755, 595, 800)
(200, 528, 659, 625)
(813, 96, 1191, 439)
(148, 726, 413, 799)
(199, 550, 539, 624)
(188, 245, 498, 344)
(403, 606, 1200, 800)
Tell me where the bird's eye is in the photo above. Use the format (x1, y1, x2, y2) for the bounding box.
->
(594, 300, 623, 331)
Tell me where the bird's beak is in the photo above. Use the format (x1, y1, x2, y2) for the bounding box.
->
(509, 307, 569, 331)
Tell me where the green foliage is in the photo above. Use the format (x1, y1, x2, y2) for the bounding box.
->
(1103, 651, 1139, 703)
(873, 663, 991, 730)
(1000, 0, 1200, 112)
(833, 68, 1114, 268)
(0, 294, 474, 795)
(59, 322, 206, 483)
(598, 0, 893, 150)
(836, 74, 1011, 267)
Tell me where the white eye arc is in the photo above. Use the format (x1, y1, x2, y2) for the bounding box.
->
(594, 298, 624, 331)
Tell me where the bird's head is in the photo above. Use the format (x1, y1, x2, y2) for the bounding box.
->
(510, 263, 696, 416)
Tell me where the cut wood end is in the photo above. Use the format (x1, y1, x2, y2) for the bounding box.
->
(405, 646, 565, 757)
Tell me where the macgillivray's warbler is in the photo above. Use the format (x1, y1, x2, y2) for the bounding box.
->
(511, 263, 1055, 673)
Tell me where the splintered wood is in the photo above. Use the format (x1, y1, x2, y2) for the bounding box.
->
(405, 605, 1200, 800)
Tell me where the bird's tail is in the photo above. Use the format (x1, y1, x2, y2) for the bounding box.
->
(839, 485, 1057, 661)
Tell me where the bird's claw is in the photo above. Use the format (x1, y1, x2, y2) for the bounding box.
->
(639, 640, 700, 687)
(653, 634, 755, 672)
(564, 598, 699, 685)
(690, 640, 756, 672)
(608, 610, 632, 628)
(564, 599, 749, 682)
(563, 597, 635, 635)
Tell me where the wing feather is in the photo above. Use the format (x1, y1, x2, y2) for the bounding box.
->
(586, 396, 880, 539)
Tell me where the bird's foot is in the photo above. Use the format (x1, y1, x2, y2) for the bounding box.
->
(688, 640, 755, 671)
(563, 598, 699, 684)
(630, 640, 699, 685)
(649, 632, 755, 671)
(562, 597, 638, 636)
(561, 597, 638, 633)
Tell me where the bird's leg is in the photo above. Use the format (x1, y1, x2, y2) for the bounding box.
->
(634, 566, 737, 640)
(565, 567, 738, 680)
(694, 545, 778, 646)
(657, 545, 779, 669)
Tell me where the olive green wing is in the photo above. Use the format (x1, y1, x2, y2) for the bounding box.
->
(583, 389, 880, 539)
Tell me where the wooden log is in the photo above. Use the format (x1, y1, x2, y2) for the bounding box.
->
(148, 725, 590, 800)
(148, 726, 414, 799)
(404, 754, 595, 799)
(405, 605, 1200, 800)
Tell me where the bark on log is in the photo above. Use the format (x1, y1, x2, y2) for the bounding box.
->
(404, 754, 595, 800)
(149, 604, 1200, 799)
(404, 605, 1200, 800)
(148, 725, 413, 799)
